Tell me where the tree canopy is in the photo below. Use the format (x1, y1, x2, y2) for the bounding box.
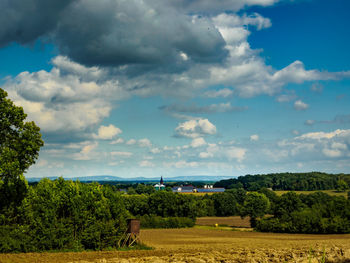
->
(0, 88, 44, 209)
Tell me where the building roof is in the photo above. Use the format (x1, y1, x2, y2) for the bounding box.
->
(172, 186, 225, 193)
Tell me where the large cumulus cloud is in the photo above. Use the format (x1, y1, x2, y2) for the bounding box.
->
(54, 0, 227, 67)
(2, 56, 126, 137)
(0, 0, 287, 70)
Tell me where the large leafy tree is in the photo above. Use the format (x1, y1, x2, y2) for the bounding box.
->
(0, 88, 44, 210)
(241, 192, 270, 227)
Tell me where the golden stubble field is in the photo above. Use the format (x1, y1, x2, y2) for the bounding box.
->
(1, 228, 350, 263)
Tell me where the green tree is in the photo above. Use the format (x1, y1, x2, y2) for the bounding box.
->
(135, 184, 155, 194)
(336, 180, 349, 192)
(241, 192, 270, 227)
(0, 88, 44, 210)
(211, 192, 239, 216)
(274, 192, 304, 219)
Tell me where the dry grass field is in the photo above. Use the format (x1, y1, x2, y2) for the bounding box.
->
(1, 228, 350, 263)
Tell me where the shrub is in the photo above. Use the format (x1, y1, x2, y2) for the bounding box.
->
(140, 215, 195, 229)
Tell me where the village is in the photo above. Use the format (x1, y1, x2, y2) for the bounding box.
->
(154, 176, 225, 193)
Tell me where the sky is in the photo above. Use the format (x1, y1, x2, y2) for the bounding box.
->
(1, 0, 350, 179)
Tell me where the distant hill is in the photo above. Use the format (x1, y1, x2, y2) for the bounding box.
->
(26, 175, 232, 183)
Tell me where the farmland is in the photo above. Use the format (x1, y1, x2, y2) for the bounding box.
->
(1, 227, 350, 263)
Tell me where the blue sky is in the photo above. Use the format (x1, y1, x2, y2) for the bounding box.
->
(1, 0, 350, 178)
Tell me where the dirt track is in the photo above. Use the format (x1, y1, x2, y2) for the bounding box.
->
(1, 228, 350, 263)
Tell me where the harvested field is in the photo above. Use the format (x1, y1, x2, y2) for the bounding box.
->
(1, 228, 350, 263)
(196, 216, 251, 228)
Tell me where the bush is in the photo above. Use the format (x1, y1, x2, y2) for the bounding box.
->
(0, 225, 35, 253)
(1, 178, 129, 252)
(140, 215, 195, 229)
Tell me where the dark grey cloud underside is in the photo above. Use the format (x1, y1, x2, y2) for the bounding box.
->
(0, 0, 238, 68)
(55, 0, 227, 67)
(0, 0, 73, 46)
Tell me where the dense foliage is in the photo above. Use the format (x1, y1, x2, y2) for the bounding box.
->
(214, 172, 350, 191)
(0, 179, 128, 252)
(256, 191, 350, 234)
(140, 215, 195, 228)
(0, 88, 44, 211)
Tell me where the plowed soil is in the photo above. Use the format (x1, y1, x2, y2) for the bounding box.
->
(1, 228, 350, 263)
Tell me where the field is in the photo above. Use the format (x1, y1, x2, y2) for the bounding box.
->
(1, 227, 350, 263)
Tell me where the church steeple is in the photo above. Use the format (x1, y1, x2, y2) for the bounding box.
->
(160, 176, 164, 185)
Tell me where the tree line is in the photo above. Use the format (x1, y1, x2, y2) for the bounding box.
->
(256, 190, 350, 234)
(214, 172, 350, 191)
(0, 178, 268, 252)
(2, 178, 350, 252)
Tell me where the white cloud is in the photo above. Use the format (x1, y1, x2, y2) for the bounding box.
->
(36, 159, 48, 168)
(199, 151, 214, 158)
(311, 83, 323, 93)
(203, 88, 233, 98)
(292, 130, 300, 136)
(172, 0, 279, 13)
(262, 148, 289, 162)
(304, 120, 315, 126)
(93, 124, 122, 140)
(110, 138, 124, 145)
(322, 148, 342, 158)
(150, 148, 162, 154)
(139, 160, 155, 167)
(3, 56, 127, 134)
(250, 134, 259, 141)
(277, 129, 350, 160)
(175, 118, 216, 138)
(160, 102, 244, 114)
(276, 92, 297, 103)
(164, 160, 199, 168)
(126, 139, 137, 145)
(296, 129, 348, 140)
(199, 143, 246, 162)
(225, 146, 246, 162)
(111, 151, 133, 158)
(179, 51, 189, 61)
(294, 100, 309, 111)
(190, 137, 207, 148)
(108, 161, 125, 166)
(213, 13, 271, 31)
(72, 142, 98, 161)
(331, 142, 347, 151)
(138, 138, 152, 148)
(163, 146, 174, 151)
